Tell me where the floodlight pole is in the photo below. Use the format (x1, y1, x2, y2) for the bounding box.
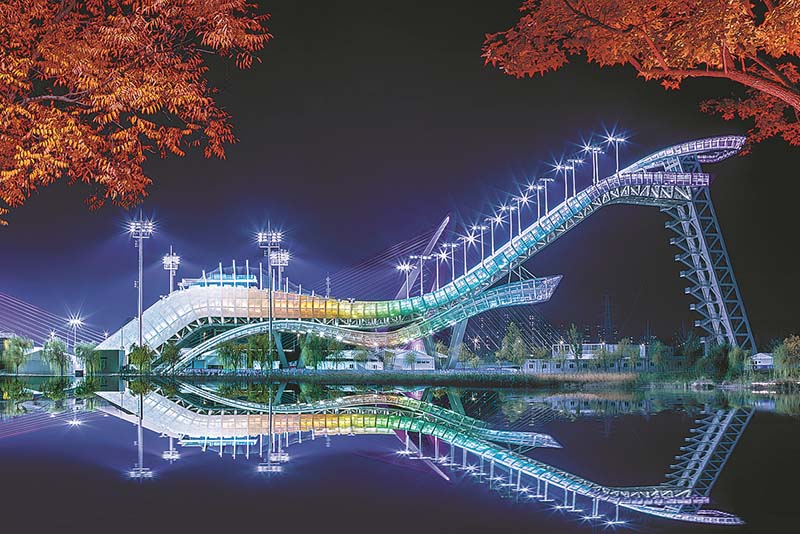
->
(163, 245, 180, 295)
(567, 159, 582, 196)
(541, 178, 554, 214)
(129, 211, 153, 350)
(461, 238, 468, 276)
(138, 228, 143, 347)
(258, 225, 283, 371)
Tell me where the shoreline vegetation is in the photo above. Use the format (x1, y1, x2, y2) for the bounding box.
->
(4, 369, 638, 388)
(2, 368, 798, 392)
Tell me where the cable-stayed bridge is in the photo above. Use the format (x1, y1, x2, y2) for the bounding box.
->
(0, 292, 105, 346)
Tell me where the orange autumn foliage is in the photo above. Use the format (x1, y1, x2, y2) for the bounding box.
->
(484, 0, 800, 149)
(0, 0, 270, 224)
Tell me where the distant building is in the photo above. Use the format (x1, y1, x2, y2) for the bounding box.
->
(386, 349, 435, 371)
(318, 350, 384, 371)
(522, 342, 652, 374)
(750, 353, 774, 372)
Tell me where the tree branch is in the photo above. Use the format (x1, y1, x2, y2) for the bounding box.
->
(750, 53, 795, 88)
(22, 94, 88, 107)
(561, 0, 633, 34)
(643, 67, 800, 111)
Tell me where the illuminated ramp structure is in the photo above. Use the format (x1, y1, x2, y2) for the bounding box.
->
(97, 135, 755, 368)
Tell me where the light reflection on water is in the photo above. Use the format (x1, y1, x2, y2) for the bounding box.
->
(1, 377, 798, 533)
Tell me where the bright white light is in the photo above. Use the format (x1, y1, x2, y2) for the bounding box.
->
(582, 144, 603, 154)
(162, 253, 180, 270)
(257, 230, 282, 245)
(605, 134, 626, 144)
(67, 419, 82, 427)
(514, 193, 530, 205)
(68, 317, 83, 328)
(128, 218, 154, 238)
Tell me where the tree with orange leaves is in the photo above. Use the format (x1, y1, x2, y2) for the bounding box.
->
(484, 1, 800, 148)
(0, 0, 270, 225)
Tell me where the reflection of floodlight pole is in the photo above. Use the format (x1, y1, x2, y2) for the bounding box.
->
(162, 246, 180, 295)
(130, 392, 152, 479)
(129, 212, 154, 352)
(163, 435, 180, 462)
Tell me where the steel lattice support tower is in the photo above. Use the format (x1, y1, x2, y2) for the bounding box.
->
(660, 153, 756, 352)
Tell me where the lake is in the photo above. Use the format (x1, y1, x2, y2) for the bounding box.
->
(0, 378, 797, 533)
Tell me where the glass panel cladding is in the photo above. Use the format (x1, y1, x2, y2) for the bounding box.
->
(388, 300, 401, 316)
(313, 297, 326, 319)
(300, 296, 313, 318)
(286, 294, 299, 318)
(351, 302, 365, 319)
(453, 276, 469, 293)
(326, 299, 340, 319)
(465, 273, 479, 288)
(443, 285, 458, 301)
(363, 302, 377, 318)
(422, 293, 438, 309)
(338, 300, 351, 319)
(375, 301, 390, 319)
(399, 299, 414, 316)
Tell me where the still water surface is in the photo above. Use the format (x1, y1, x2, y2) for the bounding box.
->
(0, 379, 796, 533)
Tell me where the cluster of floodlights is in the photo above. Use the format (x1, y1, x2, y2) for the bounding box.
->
(396, 132, 627, 295)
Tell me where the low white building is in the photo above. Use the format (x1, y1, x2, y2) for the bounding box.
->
(318, 350, 384, 371)
(385, 349, 435, 371)
(750, 352, 774, 371)
(523, 342, 652, 374)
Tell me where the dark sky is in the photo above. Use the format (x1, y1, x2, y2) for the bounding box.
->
(1, 0, 798, 346)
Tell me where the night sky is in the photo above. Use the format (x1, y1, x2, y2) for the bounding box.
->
(1, 0, 798, 346)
